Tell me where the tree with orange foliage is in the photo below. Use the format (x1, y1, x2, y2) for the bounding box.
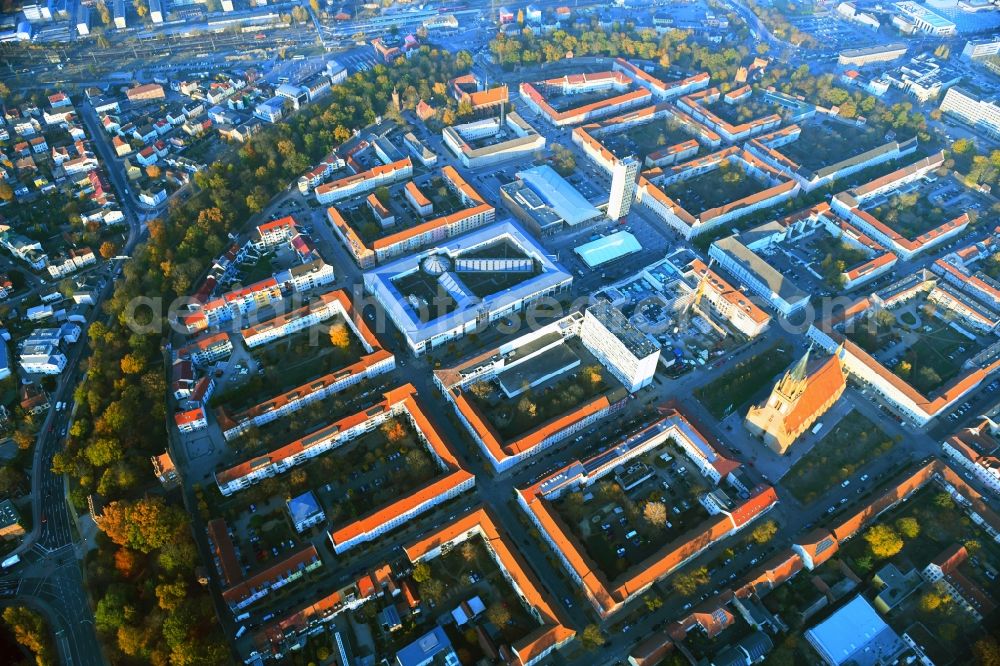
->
(99, 497, 187, 553)
(381, 420, 406, 443)
(114, 547, 143, 578)
(120, 353, 144, 375)
(100, 241, 118, 259)
(328, 322, 351, 349)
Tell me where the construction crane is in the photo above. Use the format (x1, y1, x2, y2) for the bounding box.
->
(686, 257, 716, 314)
(679, 257, 727, 337)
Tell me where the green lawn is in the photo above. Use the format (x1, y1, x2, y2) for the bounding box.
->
(324, 417, 440, 525)
(780, 122, 887, 171)
(898, 323, 971, 394)
(661, 161, 766, 213)
(868, 191, 957, 239)
(240, 253, 274, 284)
(848, 310, 901, 355)
(706, 95, 786, 126)
(841, 483, 1000, 593)
(603, 119, 696, 161)
(782, 411, 897, 505)
(213, 322, 364, 411)
(469, 362, 614, 440)
(694, 345, 794, 419)
(814, 235, 870, 289)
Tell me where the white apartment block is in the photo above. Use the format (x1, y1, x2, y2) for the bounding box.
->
(942, 433, 1000, 495)
(962, 37, 1000, 61)
(315, 158, 413, 204)
(329, 473, 475, 554)
(19, 345, 67, 374)
(607, 156, 639, 220)
(940, 87, 1000, 140)
(275, 259, 336, 293)
(255, 216, 299, 248)
(442, 112, 545, 168)
(175, 407, 208, 433)
(177, 333, 233, 367)
(579, 302, 660, 392)
(241, 290, 345, 349)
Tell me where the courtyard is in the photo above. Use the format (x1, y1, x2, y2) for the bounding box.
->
(705, 94, 788, 127)
(466, 339, 623, 441)
(848, 299, 986, 395)
(213, 317, 365, 413)
(779, 122, 893, 172)
(601, 118, 700, 163)
(660, 160, 769, 214)
(551, 442, 713, 579)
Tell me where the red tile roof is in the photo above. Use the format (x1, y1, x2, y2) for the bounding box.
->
(781, 354, 846, 436)
(328, 385, 474, 547)
(207, 518, 241, 586)
(221, 545, 321, 608)
(403, 508, 575, 665)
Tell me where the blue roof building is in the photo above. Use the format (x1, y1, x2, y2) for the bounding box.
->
(805, 596, 907, 665)
(395, 626, 460, 666)
(285, 490, 325, 533)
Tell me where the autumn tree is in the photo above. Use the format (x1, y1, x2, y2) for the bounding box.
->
(2, 606, 55, 666)
(0, 466, 25, 495)
(0, 182, 12, 201)
(145, 164, 161, 179)
(328, 322, 351, 348)
(469, 381, 492, 400)
(919, 588, 947, 613)
(934, 492, 955, 509)
(972, 636, 1000, 666)
(895, 516, 919, 539)
(381, 420, 406, 443)
(517, 396, 537, 417)
(580, 624, 604, 650)
(289, 467, 308, 489)
(155, 578, 188, 612)
(13, 429, 34, 451)
(412, 562, 432, 583)
(486, 602, 511, 627)
(751, 519, 779, 545)
(643, 501, 667, 527)
(404, 449, 432, 478)
(99, 497, 187, 553)
(419, 578, 445, 604)
(582, 364, 602, 386)
(864, 524, 903, 560)
(671, 566, 710, 596)
(120, 353, 145, 374)
(114, 547, 143, 579)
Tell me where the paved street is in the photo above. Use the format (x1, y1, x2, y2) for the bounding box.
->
(1, 116, 146, 664)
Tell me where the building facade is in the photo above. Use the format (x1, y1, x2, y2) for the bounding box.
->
(745, 347, 847, 455)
